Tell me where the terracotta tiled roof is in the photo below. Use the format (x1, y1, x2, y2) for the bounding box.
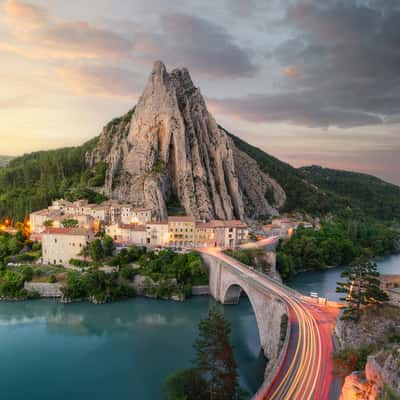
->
(208, 220, 248, 229)
(42, 227, 91, 236)
(168, 216, 196, 222)
(119, 224, 146, 231)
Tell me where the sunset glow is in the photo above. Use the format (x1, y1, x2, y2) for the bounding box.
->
(0, 0, 399, 184)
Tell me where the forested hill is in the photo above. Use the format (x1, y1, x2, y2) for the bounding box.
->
(1, 116, 399, 223)
(228, 132, 350, 215)
(0, 155, 14, 167)
(0, 137, 106, 221)
(300, 166, 400, 221)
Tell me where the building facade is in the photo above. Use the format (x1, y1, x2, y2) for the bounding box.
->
(168, 216, 196, 247)
(146, 222, 169, 247)
(41, 228, 94, 265)
(120, 206, 152, 225)
(105, 223, 147, 246)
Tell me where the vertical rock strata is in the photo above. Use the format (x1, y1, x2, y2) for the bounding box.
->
(87, 61, 284, 220)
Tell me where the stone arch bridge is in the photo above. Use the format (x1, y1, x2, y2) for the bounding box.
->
(199, 248, 338, 400)
(200, 251, 287, 367)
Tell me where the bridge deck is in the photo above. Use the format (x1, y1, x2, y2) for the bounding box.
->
(200, 247, 340, 400)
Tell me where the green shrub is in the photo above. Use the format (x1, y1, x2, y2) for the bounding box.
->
(120, 265, 135, 281)
(164, 368, 207, 400)
(69, 258, 90, 268)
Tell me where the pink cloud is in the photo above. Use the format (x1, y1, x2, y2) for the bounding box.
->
(2, 0, 132, 60)
(55, 64, 142, 98)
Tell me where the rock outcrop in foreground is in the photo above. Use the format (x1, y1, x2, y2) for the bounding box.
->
(87, 61, 285, 220)
(336, 305, 400, 399)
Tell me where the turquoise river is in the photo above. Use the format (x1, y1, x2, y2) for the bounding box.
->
(0, 296, 265, 400)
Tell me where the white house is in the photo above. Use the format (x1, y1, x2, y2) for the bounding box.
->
(105, 223, 147, 246)
(146, 221, 169, 247)
(41, 227, 94, 265)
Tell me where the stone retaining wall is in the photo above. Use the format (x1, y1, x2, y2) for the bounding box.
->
(191, 285, 210, 296)
(24, 282, 64, 297)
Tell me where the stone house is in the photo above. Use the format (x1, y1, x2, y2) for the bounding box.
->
(194, 221, 216, 247)
(42, 227, 94, 265)
(120, 206, 152, 225)
(146, 221, 169, 247)
(168, 216, 196, 247)
(105, 223, 147, 246)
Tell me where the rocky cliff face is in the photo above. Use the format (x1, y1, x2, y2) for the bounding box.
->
(87, 61, 284, 220)
(336, 306, 400, 399)
(339, 353, 400, 400)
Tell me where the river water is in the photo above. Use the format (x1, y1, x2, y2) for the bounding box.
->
(0, 296, 265, 400)
(287, 253, 400, 301)
(3, 255, 398, 400)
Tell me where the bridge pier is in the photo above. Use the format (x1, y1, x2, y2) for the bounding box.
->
(200, 253, 287, 365)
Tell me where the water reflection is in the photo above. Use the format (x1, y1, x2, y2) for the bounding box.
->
(0, 296, 265, 399)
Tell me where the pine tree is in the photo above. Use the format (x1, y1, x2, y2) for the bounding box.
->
(336, 254, 389, 321)
(194, 306, 244, 400)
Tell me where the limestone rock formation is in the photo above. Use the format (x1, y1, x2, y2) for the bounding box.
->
(87, 61, 285, 220)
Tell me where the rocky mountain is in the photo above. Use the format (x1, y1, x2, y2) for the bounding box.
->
(2, 62, 400, 223)
(87, 61, 285, 220)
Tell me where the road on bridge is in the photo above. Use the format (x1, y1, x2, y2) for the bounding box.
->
(201, 246, 340, 400)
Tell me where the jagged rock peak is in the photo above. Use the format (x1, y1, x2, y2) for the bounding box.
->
(87, 61, 285, 220)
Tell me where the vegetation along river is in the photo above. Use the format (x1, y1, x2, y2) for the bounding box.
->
(0, 296, 265, 400)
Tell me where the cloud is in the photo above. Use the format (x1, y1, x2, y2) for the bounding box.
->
(2, 2, 257, 80)
(55, 64, 143, 98)
(133, 13, 259, 78)
(3, 0, 46, 28)
(269, 0, 400, 126)
(211, 0, 400, 128)
(2, 0, 133, 60)
(210, 92, 382, 128)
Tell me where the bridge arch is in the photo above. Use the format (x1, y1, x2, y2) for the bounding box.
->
(220, 276, 287, 367)
(200, 252, 288, 369)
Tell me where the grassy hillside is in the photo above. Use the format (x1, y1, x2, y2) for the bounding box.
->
(300, 166, 400, 221)
(0, 155, 14, 168)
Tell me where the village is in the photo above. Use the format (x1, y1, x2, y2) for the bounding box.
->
(27, 198, 310, 268)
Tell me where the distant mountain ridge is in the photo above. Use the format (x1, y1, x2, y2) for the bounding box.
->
(0, 62, 399, 223)
(300, 165, 400, 221)
(0, 155, 14, 168)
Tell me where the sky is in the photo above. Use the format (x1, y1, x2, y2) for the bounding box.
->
(0, 0, 399, 185)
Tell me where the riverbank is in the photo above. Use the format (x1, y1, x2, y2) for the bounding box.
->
(287, 253, 400, 302)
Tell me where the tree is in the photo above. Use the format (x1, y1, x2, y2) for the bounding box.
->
(89, 239, 104, 262)
(43, 219, 54, 228)
(194, 306, 244, 400)
(61, 219, 79, 228)
(164, 368, 208, 400)
(120, 265, 135, 281)
(103, 235, 114, 257)
(336, 254, 389, 321)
